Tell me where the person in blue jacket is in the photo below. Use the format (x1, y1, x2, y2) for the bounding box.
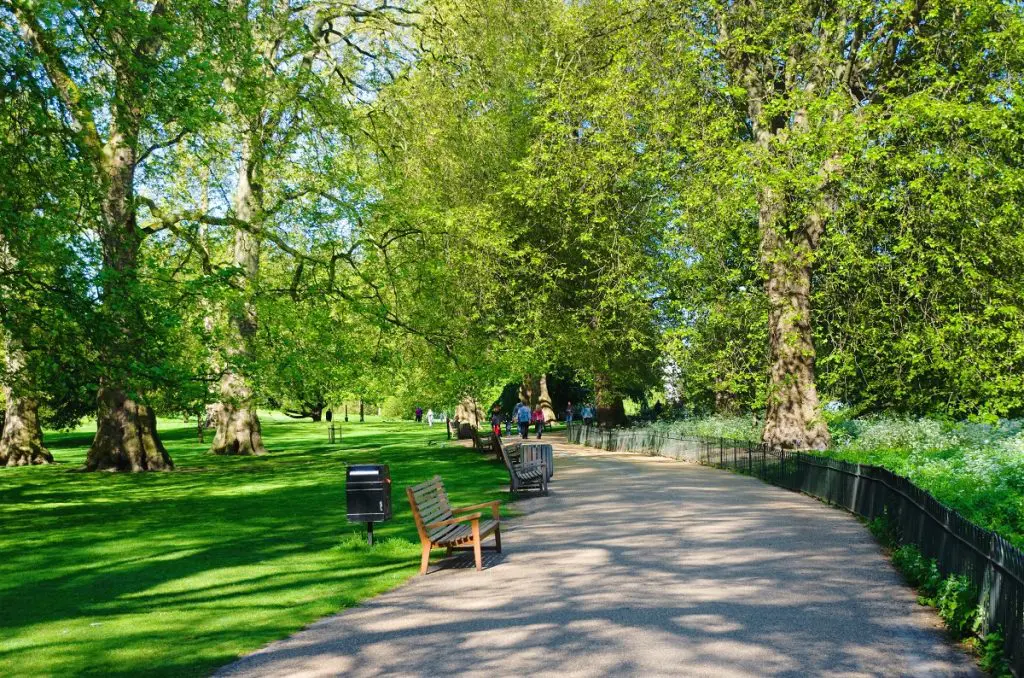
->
(516, 402, 532, 439)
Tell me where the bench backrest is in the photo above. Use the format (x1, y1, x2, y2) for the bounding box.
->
(407, 475, 454, 543)
(497, 440, 516, 475)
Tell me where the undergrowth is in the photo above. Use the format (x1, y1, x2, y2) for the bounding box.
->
(870, 513, 1011, 676)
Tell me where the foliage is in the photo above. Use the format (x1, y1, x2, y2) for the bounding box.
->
(825, 416, 1024, 547)
(980, 631, 1012, 677)
(0, 416, 509, 676)
(890, 545, 943, 596)
(650, 415, 762, 442)
(867, 511, 899, 550)
(932, 574, 979, 640)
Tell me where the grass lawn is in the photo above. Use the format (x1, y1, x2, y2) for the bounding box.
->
(0, 414, 509, 677)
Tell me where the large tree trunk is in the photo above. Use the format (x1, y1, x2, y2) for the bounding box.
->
(519, 374, 556, 422)
(0, 391, 51, 467)
(593, 373, 626, 427)
(759, 206, 830, 450)
(211, 389, 266, 455)
(14, 3, 172, 470)
(86, 388, 173, 471)
(455, 396, 483, 439)
(87, 129, 172, 471)
(536, 374, 556, 423)
(211, 136, 266, 456)
(518, 375, 534, 408)
(0, 253, 51, 466)
(742, 64, 831, 450)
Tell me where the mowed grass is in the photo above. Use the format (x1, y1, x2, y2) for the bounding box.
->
(0, 414, 509, 677)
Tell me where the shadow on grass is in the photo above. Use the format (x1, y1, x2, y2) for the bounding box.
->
(0, 418, 510, 676)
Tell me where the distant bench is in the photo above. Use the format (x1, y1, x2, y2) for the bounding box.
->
(496, 438, 548, 495)
(407, 476, 502, 574)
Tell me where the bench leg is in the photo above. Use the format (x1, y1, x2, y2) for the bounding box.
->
(420, 543, 431, 575)
(494, 525, 502, 553)
(472, 521, 482, 571)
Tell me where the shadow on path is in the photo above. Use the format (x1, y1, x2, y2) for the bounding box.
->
(217, 435, 978, 677)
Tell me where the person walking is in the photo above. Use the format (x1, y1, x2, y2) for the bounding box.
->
(516, 402, 531, 439)
(426, 408, 434, 427)
(490, 405, 502, 438)
(564, 402, 574, 426)
(533, 405, 545, 439)
(415, 406, 423, 423)
(582, 403, 594, 427)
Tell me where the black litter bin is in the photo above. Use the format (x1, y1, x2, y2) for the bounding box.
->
(346, 464, 391, 544)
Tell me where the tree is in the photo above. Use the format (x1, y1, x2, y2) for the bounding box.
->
(8, 0, 235, 469)
(659, 0, 1024, 446)
(0, 28, 95, 465)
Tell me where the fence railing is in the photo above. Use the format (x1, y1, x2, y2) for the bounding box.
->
(566, 424, 1024, 676)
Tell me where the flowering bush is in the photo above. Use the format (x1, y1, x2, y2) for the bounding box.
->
(825, 417, 1024, 547)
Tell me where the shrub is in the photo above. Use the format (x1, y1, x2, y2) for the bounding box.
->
(934, 574, 978, 639)
(979, 631, 1012, 677)
(867, 511, 899, 549)
(890, 545, 942, 597)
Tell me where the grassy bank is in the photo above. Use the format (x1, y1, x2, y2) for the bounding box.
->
(0, 415, 507, 676)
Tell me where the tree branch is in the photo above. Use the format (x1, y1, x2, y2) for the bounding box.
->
(11, 2, 104, 160)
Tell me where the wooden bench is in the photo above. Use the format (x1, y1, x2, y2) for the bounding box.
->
(498, 438, 548, 495)
(494, 436, 521, 465)
(407, 476, 502, 574)
(470, 429, 494, 454)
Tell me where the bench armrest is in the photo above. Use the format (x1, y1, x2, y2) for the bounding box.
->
(453, 501, 501, 519)
(426, 512, 482, 530)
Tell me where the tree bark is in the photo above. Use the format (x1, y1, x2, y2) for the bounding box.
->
(536, 374, 556, 423)
(310, 406, 323, 422)
(0, 247, 52, 466)
(738, 46, 831, 449)
(593, 373, 626, 427)
(211, 136, 267, 455)
(87, 124, 173, 470)
(455, 396, 483, 438)
(0, 391, 52, 467)
(86, 388, 173, 471)
(210, 388, 266, 455)
(759, 205, 831, 450)
(518, 375, 534, 408)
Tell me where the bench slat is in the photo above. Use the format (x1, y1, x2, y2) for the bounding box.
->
(411, 485, 444, 501)
(421, 509, 454, 526)
(429, 524, 466, 543)
(414, 496, 448, 513)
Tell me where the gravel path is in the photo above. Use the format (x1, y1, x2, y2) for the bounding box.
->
(217, 435, 978, 677)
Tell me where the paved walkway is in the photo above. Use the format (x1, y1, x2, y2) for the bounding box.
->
(218, 435, 978, 677)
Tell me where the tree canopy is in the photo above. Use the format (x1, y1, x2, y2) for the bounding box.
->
(2, 0, 1024, 464)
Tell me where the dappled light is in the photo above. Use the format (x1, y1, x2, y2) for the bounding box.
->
(0, 416, 506, 676)
(217, 437, 976, 677)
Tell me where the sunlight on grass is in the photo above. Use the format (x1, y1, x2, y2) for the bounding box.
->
(0, 415, 508, 676)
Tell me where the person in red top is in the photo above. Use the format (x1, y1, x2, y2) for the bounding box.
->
(490, 405, 502, 438)
(532, 406, 545, 439)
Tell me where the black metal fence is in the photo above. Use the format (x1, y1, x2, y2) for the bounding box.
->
(567, 425, 1024, 676)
